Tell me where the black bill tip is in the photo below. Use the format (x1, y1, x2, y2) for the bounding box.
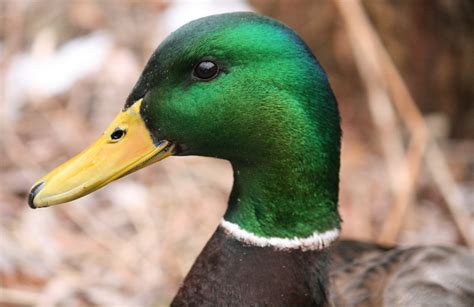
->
(28, 181, 45, 209)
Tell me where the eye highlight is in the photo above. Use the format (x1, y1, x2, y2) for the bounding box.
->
(193, 61, 219, 81)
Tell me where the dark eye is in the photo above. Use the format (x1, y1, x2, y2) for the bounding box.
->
(110, 128, 126, 141)
(194, 61, 219, 80)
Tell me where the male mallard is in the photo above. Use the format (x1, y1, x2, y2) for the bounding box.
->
(28, 13, 473, 306)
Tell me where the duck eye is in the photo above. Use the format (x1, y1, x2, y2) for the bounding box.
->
(194, 61, 219, 80)
(110, 128, 126, 141)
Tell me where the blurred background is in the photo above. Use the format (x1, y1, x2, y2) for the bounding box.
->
(1, 0, 473, 306)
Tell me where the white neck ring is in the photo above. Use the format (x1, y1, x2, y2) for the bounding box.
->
(220, 219, 340, 251)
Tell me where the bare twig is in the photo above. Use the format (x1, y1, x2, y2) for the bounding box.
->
(333, 0, 425, 244)
(0, 287, 40, 306)
(334, 0, 472, 247)
(426, 142, 474, 246)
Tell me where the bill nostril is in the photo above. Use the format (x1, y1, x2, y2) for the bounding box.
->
(28, 181, 45, 209)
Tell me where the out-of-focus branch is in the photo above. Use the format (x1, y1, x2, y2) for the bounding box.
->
(333, 0, 473, 247)
(333, 0, 425, 245)
(426, 142, 474, 246)
(332, 1, 404, 195)
(0, 287, 40, 306)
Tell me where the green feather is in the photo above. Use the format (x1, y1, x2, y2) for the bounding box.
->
(131, 12, 341, 237)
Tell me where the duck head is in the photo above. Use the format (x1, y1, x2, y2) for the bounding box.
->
(29, 12, 341, 240)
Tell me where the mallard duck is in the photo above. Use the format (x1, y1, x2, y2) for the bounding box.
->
(28, 12, 473, 306)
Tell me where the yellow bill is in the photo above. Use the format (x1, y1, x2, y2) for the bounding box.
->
(28, 99, 174, 208)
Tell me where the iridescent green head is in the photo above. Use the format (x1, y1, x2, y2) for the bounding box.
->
(29, 12, 341, 240)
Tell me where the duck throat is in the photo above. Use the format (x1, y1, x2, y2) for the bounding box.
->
(223, 149, 341, 250)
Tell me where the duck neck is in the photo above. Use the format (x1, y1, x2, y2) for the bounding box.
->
(223, 133, 341, 248)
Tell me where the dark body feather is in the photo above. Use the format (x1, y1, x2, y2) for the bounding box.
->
(172, 226, 331, 306)
(172, 233, 474, 306)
